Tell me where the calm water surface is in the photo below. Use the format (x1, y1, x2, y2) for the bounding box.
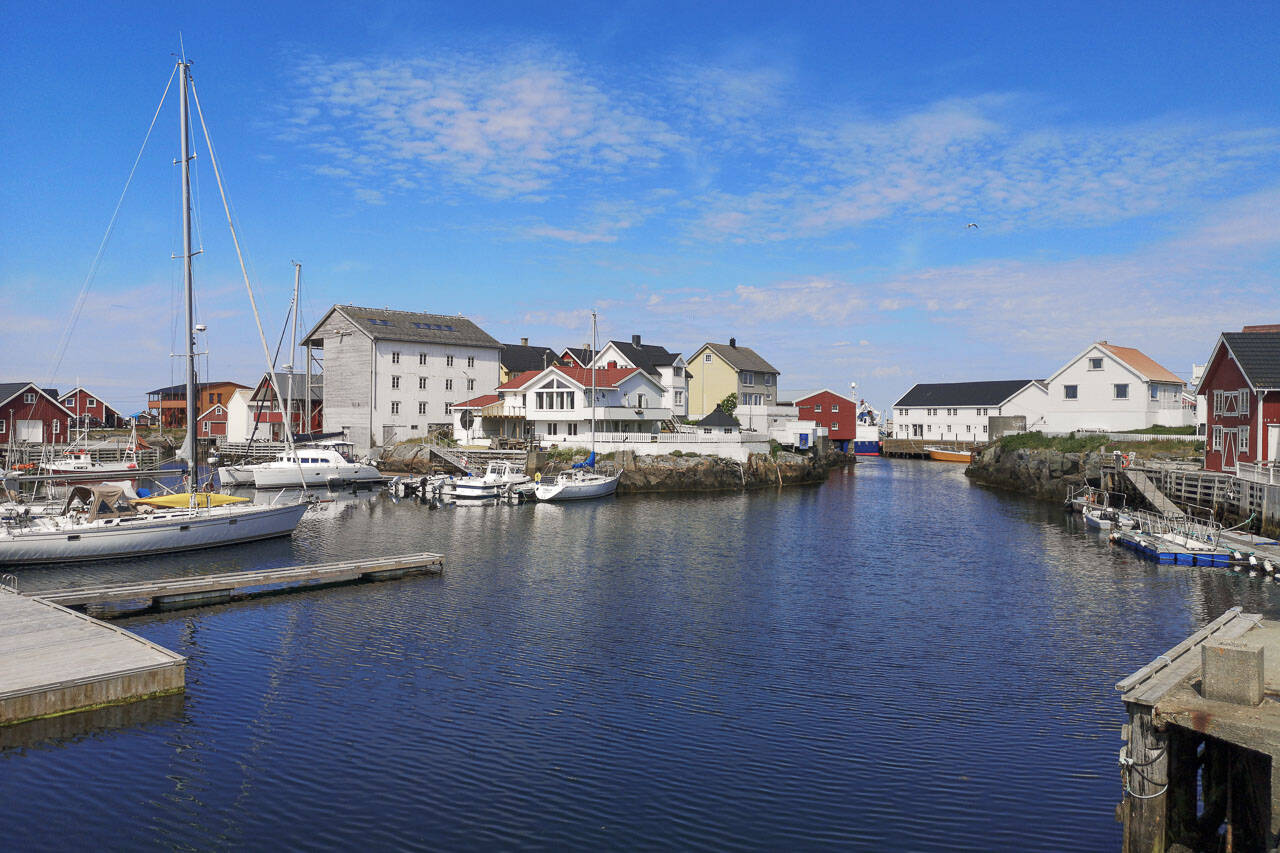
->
(5, 459, 1278, 849)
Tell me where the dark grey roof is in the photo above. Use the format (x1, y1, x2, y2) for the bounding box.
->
(501, 343, 557, 374)
(698, 408, 740, 427)
(254, 372, 323, 403)
(606, 340, 680, 376)
(702, 342, 779, 374)
(894, 380, 1036, 408)
(1223, 332, 1280, 389)
(313, 305, 500, 349)
(562, 347, 592, 366)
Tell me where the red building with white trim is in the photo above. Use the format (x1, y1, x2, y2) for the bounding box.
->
(795, 389, 857, 449)
(1196, 325, 1280, 472)
(0, 382, 75, 444)
(58, 386, 126, 428)
(197, 404, 229, 438)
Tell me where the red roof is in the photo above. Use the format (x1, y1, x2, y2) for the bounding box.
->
(453, 394, 501, 409)
(496, 370, 541, 390)
(497, 365, 642, 391)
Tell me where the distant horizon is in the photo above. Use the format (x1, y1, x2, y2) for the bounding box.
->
(4, 2, 1277, 416)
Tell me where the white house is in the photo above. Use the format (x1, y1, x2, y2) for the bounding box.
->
(587, 334, 688, 419)
(223, 388, 256, 442)
(301, 304, 503, 449)
(893, 380, 1045, 442)
(1039, 342, 1190, 433)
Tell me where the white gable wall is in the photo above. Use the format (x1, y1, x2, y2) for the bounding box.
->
(1041, 345, 1188, 432)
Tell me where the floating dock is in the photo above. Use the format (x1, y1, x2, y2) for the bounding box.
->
(0, 589, 185, 726)
(32, 551, 445, 616)
(1110, 528, 1234, 567)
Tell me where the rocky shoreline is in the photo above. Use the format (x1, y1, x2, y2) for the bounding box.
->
(375, 444, 849, 493)
(964, 443, 1103, 502)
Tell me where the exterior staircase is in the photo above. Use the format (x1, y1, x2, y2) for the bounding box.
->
(1122, 468, 1186, 520)
(425, 442, 479, 476)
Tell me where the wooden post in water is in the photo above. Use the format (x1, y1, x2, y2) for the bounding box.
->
(1122, 704, 1169, 853)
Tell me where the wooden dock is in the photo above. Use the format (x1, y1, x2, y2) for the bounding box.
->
(880, 438, 980, 459)
(0, 588, 185, 726)
(30, 552, 445, 615)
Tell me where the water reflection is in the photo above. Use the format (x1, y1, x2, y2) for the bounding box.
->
(4, 458, 1278, 849)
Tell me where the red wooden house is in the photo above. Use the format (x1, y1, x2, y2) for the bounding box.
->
(249, 372, 323, 440)
(0, 382, 75, 443)
(197, 404, 229, 438)
(59, 386, 126, 428)
(1196, 325, 1280, 472)
(795, 389, 857, 452)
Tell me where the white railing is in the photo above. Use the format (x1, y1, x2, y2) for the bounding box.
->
(538, 431, 762, 445)
(1235, 461, 1280, 486)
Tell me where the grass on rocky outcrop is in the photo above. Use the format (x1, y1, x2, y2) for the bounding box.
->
(997, 431, 1203, 457)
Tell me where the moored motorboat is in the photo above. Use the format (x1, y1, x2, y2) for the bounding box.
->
(924, 446, 972, 463)
(249, 442, 381, 489)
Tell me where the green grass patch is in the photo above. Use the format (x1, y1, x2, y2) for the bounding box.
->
(998, 431, 1202, 457)
(1116, 424, 1197, 435)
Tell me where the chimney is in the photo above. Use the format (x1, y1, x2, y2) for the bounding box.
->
(1243, 324, 1280, 333)
(520, 336, 529, 346)
(632, 334, 641, 346)
(729, 337, 737, 348)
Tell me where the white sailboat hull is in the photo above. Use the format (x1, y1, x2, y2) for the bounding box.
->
(534, 472, 620, 501)
(0, 502, 310, 565)
(218, 465, 257, 485)
(252, 463, 381, 489)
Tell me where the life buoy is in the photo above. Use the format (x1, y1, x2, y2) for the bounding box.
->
(1120, 453, 1132, 469)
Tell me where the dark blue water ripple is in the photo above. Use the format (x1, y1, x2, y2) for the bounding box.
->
(4, 458, 1276, 850)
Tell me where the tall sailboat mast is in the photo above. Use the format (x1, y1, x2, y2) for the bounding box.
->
(285, 262, 301, 436)
(590, 310, 597, 462)
(178, 58, 198, 469)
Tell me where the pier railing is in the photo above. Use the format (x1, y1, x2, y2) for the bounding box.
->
(1235, 461, 1280, 486)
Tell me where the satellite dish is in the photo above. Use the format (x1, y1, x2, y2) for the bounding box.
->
(459, 410, 474, 429)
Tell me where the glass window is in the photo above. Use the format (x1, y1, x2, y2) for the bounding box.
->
(831, 404, 839, 412)
(1064, 385, 1078, 400)
(419, 353, 427, 365)
(446, 355, 454, 367)
(1114, 383, 1129, 400)
(418, 402, 427, 415)
(445, 379, 453, 391)
(419, 376, 427, 389)
(704, 353, 712, 363)
(392, 352, 400, 364)
(815, 404, 822, 412)
(1150, 385, 1159, 400)
(467, 356, 475, 368)
(1088, 357, 1103, 370)
(87, 397, 96, 407)
(391, 376, 400, 389)
(390, 401, 400, 414)
(467, 379, 475, 391)
(764, 374, 773, 385)
(742, 372, 754, 386)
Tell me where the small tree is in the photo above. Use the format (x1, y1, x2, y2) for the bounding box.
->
(717, 393, 738, 415)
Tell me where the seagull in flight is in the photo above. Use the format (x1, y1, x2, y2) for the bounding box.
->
(966, 222, 979, 229)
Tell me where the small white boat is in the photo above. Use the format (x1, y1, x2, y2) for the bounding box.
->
(1083, 507, 1121, 530)
(448, 461, 533, 502)
(243, 442, 381, 489)
(534, 467, 621, 501)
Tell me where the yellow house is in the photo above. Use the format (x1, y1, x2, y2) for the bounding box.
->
(687, 339, 780, 418)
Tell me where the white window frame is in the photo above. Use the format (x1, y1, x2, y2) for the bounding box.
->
(1240, 390, 1250, 416)
(742, 372, 755, 386)
(1214, 390, 1224, 414)
(86, 397, 97, 407)
(1114, 383, 1129, 400)
(391, 375, 400, 390)
(445, 379, 453, 391)
(419, 376, 427, 390)
(419, 353, 427, 365)
(23, 392, 35, 404)
(446, 355, 454, 367)
(832, 422, 839, 431)
(1212, 425, 1223, 450)
(1088, 357, 1103, 370)
(831, 404, 839, 413)
(390, 401, 400, 415)
(1240, 425, 1251, 455)
(467, 356, 476, 368)
(391, 352, 400, 364)
(418, 402, 427, 415)
(764, 374, 774, 385)
(815, 404, 822, 413)
(52, 419, 60, 434)
(704, 353, 712, 363)
(1064, 385, 1078, 400)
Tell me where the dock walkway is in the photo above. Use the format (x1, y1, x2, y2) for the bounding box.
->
(31, 552, 445, 613)
(0, 589, 184, 726)
(1118, 467, 1186, 519)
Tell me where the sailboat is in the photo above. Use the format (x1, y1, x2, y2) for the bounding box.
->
(534, 311, 621, 502)
(0, 58, 309, 566)
(39, 423, 143, 482)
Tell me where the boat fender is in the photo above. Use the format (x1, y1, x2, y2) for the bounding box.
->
(1234, 551, 1244, 560)
(534, 472, 542, 482)
(1266, 560, 1275, 573)
(1250, 554, 1259, 567)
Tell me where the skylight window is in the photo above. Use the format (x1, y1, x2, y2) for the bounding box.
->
(365, 318, 392, 326)
(412, 322, 455, 331)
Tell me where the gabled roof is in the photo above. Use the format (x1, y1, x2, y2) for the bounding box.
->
(303, 304, 501, 350)
(500, 343, 557, 374)
(795, 389, 856, 406)
(697, 408, 739, 428)
(147, 381, 250, 395)
(453, 394, 501, 409)
(894, 380, 1037, 408)
(253, 372, 324, 403)
(0, 382, 76, 416)
(1220, 330, 1280, 390)
(599, 340, 681, 376)
(560, 347, 593, 367)
(497, 364, 647, 392)
(1098, 343, 1185, 385)
(698, 342, 779, 374)
(197, 405, 228, 420)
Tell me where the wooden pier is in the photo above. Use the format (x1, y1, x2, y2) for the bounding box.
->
(0, 588, 185, 726)
(880, 438, 980, 459)
(1118, 608, 1280, 851)
(30, 552, 445, 616)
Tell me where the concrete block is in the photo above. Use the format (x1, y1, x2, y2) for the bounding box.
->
(1202, 640, 1265, 706)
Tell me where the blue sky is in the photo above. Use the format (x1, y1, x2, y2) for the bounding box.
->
(3, 2, 1278, 415)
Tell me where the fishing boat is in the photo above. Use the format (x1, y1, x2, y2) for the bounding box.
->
(535, 312, 621, 502)
(0, 58, 309, 566)
(38, 424, 144, 482)
(924, 446, 972, 463)
(449, 460, 531, 501)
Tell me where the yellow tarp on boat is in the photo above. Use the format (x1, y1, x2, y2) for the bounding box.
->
(133, 492, 250, 508)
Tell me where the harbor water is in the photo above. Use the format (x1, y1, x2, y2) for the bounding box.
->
(4, 459, 1277, 849)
